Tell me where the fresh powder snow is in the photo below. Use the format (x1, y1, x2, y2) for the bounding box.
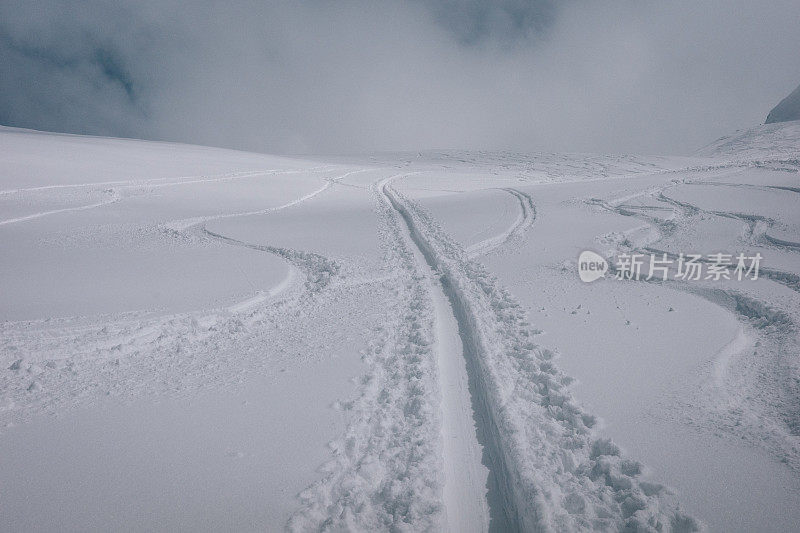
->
(1, 120, 799, 532)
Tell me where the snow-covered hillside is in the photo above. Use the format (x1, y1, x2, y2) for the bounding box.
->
(1, 124, 799, 532)
(766, 83, 800, 124)
(696, 120, 800, 161)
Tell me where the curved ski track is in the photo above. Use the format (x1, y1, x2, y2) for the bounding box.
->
(0, 189, 121, 226)
(0, 167, 340, 227)
(591, 182, 800, 473)
(466, 188, 537, 259)
(1, 168, 353, 429)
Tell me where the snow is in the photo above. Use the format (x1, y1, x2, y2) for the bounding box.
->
(696, 120, 800, 161)
(1, 123, 800, 531)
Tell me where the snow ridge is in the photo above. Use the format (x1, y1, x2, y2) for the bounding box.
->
(384, 180, 700, 532)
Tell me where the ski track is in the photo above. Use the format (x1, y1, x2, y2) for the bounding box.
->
(200, 226, 338, 292)
(163, 169, 369, 232)
(635, 131, 800, 466)
(680, 180, 800, 197)
(658, 188, 799, 253)
(291, 170, 702, 531)
(378, 175, 698, 532)
(588, 194, 677, 245)
(433, 279, 491, 533)
(0, 261, 310, 426)
(593, 182, 800, 473)
(0, 189, 120, 226)
(0, 207, 342, 386)
(383, 177, 491, 532)
(0, 167, 340, 227)
(289, 173, 445, 532)
(0, 167, 333, 196)
(466, 188, 536, 259)
(0, 167, 355, 429)
(680, 286, 800, 471)
(4, 139, 797, 531)
(592, 182, 798, 260)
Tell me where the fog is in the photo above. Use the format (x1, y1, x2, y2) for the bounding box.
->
(2, 0, 799, 155)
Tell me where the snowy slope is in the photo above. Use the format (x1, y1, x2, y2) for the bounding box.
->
(2, 124, 800, 532)
(696, 120, 800, 162)
(766, 83, 800, 124)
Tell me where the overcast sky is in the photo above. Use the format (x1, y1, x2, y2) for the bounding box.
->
(1, 0, 799, 156)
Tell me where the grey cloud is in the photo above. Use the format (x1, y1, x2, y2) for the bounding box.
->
(418, 0, 557, 44)
(1, 0, 799, 156)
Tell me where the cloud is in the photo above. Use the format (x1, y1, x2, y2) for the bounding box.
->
(1, 0, 800, 155)
(416, 0, 556, 45)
